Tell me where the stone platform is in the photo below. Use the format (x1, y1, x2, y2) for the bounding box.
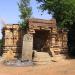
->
(33, 52, 51, 64)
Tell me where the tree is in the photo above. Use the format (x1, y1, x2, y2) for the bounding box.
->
(18, 0, 32, 29)
(36, 0, 75, 29)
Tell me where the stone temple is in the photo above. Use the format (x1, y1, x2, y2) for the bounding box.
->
(2, 18, 68, 61)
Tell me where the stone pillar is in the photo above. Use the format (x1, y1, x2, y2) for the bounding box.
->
(49, 28, 57, 56)
(51, 28, 57, 46)
(50, 35, 56, 56)
(22, 33, 33, 60)
(52, 36, 56, 46)
(62, 32, 68, 53)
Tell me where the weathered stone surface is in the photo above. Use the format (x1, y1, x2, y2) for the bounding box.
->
(2, 50, 15, 61)
(2, 19, 68, 60)
(33, 51, 51, 64)
(2, 24, 22, 58)
(22, 34, 33, 60)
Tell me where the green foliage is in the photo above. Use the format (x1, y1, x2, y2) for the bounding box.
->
(36, 0, 75, 29)
(18, 0, 32, 29)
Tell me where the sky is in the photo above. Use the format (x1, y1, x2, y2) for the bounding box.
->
(0, 0, 52, 39)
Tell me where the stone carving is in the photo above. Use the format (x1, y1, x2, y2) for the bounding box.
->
(52, 38, 56, 46)
(2, 50, 15, 61)
(23, 34, 32, 42)
(22, 34, 33, 60)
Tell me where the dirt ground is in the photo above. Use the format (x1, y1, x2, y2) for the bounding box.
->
(0, 58, 75, 75)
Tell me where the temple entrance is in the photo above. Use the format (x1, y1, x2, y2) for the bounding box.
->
(33, 30, 50, 52)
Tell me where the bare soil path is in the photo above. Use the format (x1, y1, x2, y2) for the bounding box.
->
(0, 59, 75, 75)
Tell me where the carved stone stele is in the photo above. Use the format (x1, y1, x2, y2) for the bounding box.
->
(22, 34, 33, 60)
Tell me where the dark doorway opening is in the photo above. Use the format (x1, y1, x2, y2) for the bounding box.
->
(33, 30, 50, 52)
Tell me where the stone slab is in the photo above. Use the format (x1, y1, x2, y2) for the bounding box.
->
(22, 34, 33, 60)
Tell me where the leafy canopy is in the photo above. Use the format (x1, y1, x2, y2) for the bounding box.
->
(36, 0, 75, 29)
(18, 0, 32, 29)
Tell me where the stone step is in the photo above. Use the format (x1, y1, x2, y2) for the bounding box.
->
(33, 52, 51, 62)
(34, 52, 51, 57)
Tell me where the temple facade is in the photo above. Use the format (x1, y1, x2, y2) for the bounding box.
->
(2, 18, 68, 60)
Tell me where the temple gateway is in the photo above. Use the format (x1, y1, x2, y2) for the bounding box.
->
(2, 18, 68, 60)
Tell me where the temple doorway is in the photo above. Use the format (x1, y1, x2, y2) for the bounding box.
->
(33, 30, 50, 52)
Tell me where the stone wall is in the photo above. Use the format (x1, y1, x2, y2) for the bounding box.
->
(2, 19, 68, 59)
(2, 24, 23, 58)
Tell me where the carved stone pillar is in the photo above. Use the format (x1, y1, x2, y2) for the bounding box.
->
(51, 35, 56, 46)
(50, 35, 56, 56)
(49, 28, 57, 56)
